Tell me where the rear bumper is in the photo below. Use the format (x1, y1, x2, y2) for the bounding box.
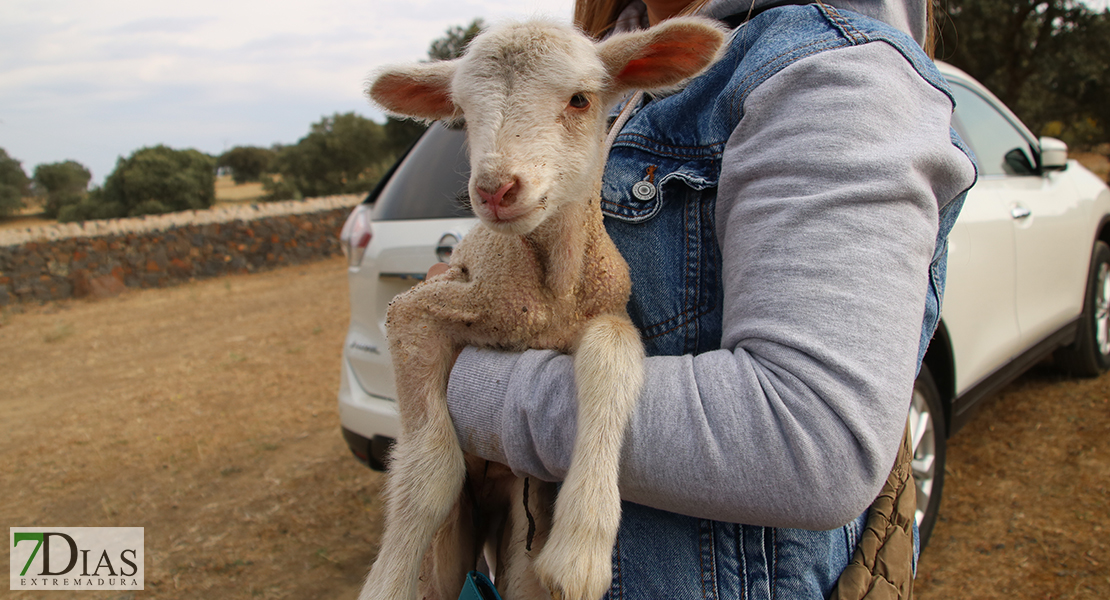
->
(341, 427, 396, 471)
(337, 354, 401, 471)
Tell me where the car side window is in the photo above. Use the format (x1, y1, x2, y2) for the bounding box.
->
(949, 83, 1037, 178)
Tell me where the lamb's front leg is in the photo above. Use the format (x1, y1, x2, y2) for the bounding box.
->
(359, 319, 467, 600)
(534, 313, 644, 600)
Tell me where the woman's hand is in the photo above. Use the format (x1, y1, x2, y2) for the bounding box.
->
(426, 262, 450, 280)
(426, 261, 463, 370)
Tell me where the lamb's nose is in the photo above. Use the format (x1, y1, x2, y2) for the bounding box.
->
(475, 180, 517, 208)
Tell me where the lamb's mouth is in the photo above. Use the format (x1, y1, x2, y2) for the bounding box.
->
(479, 201, 542, 226)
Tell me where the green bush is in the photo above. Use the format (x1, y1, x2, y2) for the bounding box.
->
(218, 146, 276, 184)
(269, 113, 403, 200)
(33, 160, 92, 219)
(0, 148, 30, 217)
(261, 174, 302, 202)
(60, 146, 215, 222)
(57, 188, 123, 223)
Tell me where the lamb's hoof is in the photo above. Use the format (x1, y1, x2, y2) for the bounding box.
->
(533, 534, 612, 600)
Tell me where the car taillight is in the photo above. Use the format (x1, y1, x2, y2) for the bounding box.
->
(340, 204, 373, 268)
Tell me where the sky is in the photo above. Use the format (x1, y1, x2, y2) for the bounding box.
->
(2, 0, 1107, 185)
(1, 0, 575, 184)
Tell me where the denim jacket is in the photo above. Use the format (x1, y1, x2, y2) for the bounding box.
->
(596, 5, 972, 598)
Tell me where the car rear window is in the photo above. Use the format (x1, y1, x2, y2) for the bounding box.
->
(371, 123, 473, 221)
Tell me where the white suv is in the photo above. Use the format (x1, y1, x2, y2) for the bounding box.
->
(337, 62, 1110, 547)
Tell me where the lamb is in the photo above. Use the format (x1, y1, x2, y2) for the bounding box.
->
(361, 17, 726, 600)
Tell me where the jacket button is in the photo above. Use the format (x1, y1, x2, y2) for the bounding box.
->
(632, 181, 656, 200)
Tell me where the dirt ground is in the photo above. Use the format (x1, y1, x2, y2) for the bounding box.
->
(2, 256, 1108, 599)
(914, 362, 1110, 598)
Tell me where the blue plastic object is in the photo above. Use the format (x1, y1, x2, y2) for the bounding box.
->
(457, 571, 503, 600)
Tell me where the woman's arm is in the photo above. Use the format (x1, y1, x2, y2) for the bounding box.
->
(446, 41, 976, 530)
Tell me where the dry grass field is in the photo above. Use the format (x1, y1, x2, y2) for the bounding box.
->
(914, 363, 1109, 598)
(2, 254, 1108, 599)
(2, 257, 377, 599)
(214, 175, 268, 204)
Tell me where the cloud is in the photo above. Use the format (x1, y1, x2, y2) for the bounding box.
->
(0, 0, 574, 182)
(109, 16, 217, 35)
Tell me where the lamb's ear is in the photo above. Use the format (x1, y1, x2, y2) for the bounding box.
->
(367, 60, 459, 122)
(597, 16, 727, 93)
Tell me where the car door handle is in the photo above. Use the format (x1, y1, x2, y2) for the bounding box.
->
(1011, 206, 1032, 220)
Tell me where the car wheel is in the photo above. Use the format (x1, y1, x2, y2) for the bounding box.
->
(1056, 240, 1110, 377)
(910, 365, 946, 549)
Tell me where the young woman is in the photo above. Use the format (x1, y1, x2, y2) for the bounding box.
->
(443, 0, 976, 596)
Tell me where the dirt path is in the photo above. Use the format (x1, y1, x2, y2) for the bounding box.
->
(2, 256, 1107, 598)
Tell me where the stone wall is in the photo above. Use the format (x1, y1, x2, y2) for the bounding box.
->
(0, 195, 363, 305)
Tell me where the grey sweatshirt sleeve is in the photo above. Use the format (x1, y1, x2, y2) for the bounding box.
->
(446, 42, 976, 530)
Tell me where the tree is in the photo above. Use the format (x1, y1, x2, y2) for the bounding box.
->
(263, 20, 489, 202)
(33, 160, 92, 219)
(337, 19, 484, 179)
(59, 145, 216, 222)
(0, 148, 30, 217)
(266, 112, 393, 200)
(218, 146, 276, 184)
(427, 19, 486, 61)
(1031, 5, 1110, 147)
(383, 117, 428, 156)
(935, 0, 1110, 148)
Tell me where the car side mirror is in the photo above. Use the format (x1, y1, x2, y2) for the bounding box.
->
(1039, 136, 1069, 171)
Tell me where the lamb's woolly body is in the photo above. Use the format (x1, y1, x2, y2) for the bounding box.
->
(360, 18, 725, 600)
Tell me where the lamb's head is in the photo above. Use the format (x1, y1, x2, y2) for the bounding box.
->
(369, 17, 725, 235)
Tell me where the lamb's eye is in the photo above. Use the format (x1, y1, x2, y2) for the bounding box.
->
(568, 93, 590, 109)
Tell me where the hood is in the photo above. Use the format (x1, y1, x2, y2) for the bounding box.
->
(701, 0, 928, 48)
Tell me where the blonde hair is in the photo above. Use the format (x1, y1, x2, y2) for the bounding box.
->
(574, 0, 714, 38)
(924, 0, 936, 58)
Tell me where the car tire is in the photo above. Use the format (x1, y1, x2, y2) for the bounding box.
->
(910, 364, 946, 550)
(1055, 240, 1110, 377)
